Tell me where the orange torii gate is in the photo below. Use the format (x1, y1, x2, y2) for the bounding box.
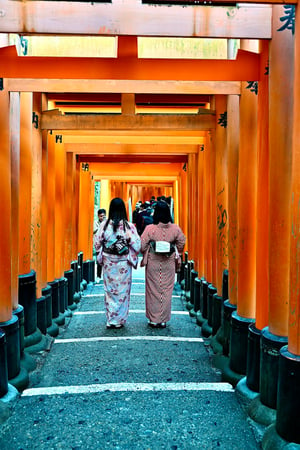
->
(0, 1, 300, 446)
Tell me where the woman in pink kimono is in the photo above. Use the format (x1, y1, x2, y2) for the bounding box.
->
(140, 201, 186, 328)
(94, 198, 141, 329)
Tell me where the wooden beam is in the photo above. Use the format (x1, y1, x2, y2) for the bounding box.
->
(0, 47, 259, 81)
(0, 1, 273, 38)
(87, 162, 183, 177)
(6, 79, 242, 95)
(63, 135, 205, 144)
(41, 113, 215, 131)
(76, 154, 188, 163)
(65, 143, 199, 154)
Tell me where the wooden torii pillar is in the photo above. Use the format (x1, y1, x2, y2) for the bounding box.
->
(276, 3, 300, 445)
(229, 40, 258, 376)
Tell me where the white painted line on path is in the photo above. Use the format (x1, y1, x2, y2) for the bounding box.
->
(54, 336, 204, 344)
(73, 310, 188, 315)
(22, 382, 233, 397)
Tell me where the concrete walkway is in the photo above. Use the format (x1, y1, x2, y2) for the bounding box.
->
(0, 263, 261, 449)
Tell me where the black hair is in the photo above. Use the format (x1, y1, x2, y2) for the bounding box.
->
(153, 201, 173, 225)
(104, 197, 129, 232)
(98, 208, 106, 215)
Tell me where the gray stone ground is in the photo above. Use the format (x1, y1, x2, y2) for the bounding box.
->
(0, 263, 261, 450)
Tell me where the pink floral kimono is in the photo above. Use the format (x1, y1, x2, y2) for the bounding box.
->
(140, 222, 186, 325)
(94, 220, 141, 327)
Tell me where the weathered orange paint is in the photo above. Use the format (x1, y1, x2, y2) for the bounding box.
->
(255, 40, 270, 331)
(65, 153, 75, 267)
(54, 137, 66, 279)
(210, 130, 217, 287)
(179, 167, 188, 252)
(0, 86, 13, 322)
(31, 93, 43, 296)
(227, 95, 240, 306)
(0, 46, 260, 82)
(204, 133, 212, 282)
(268, 7, 294, 337)
(188, 153, 197, 265)
(41, 126, 48, 287)
(10, 92, 20, 310)
(78, 169, 92, 259)
(215, 95, 228, 296)
(196, 145, 204, 278)
(237, 48, 258, 319)
(47, 132, 56, 282)
(289, 6, 300, 355)
(19, 92, 32, 276)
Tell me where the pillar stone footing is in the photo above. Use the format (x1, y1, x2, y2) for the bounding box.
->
(262, 423, 300, 450)
(276, 346, 300, 444)
(248, 395, 276, 427)
(260, 327, 288, 410)
(210, 333, 223, 355)
(196, 311, 205, 326)
(212, 353, 243, 388)
(24, 333, 48, 354)
(24, 328, 42, 349)
(229, 311, 255, 375)
(53, 312, 65, 327)
(0, 383, 19, 404)
(189, 308, 197, 318)
(20, 351, 36, 372)
(235, 376, 260, 411)
(7, 365, 29, 392)
(46, 322, 59, 338)
(201, 319, 212, 338)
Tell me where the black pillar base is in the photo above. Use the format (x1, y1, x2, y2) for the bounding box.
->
(18, 270, 37, 337)
(260, 327, 288, 410)
(42, 284, 59, 337)
(246, 323, 261, 393)
(212, 293, 223, 336)
(223, 300, 237, 357)
(0, 316, 20, 380)
(0, 329, 8, 397)
(13, 305, 24, 354)
(229, 311, 255, 375)
(187, 269, 197, 313)
(36, 296, 47, 335)
(83, 260, 90, 283)
(64, 269, 77, 311)
(49, 279, 65, 326)
(276, 346, 300, 444)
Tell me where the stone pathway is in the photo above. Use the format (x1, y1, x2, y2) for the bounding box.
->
(0, 263, 260, 449)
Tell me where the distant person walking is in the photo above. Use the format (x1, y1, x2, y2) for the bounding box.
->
(93, 208, 106, 281)
(140, 201, 186, 328)
(94, 198, 141, 328)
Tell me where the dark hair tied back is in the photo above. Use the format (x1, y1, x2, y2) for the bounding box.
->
(104, 197, 129, 232)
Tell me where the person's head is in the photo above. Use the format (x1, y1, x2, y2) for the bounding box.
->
(153, 201, 173, 225)
(105, 198, 128, 231)
(98, 208, 106, 222)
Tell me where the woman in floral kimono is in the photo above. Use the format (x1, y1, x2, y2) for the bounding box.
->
(94, 198, 141, 329)
(140, 201, 186, 328)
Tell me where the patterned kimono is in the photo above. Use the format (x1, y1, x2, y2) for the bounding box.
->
(94, 220, 141, 326)
(140, 222, 186, 324)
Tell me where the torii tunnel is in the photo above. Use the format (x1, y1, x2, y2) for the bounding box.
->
(0, 0, 300, 447)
